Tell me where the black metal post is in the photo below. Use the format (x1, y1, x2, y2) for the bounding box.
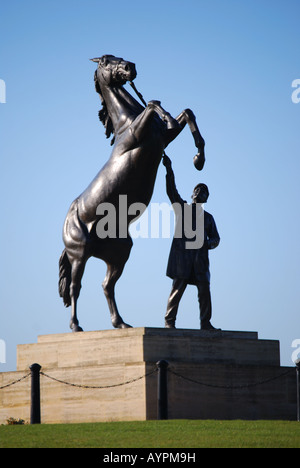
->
(157, 360, 169, 420)
(296, 361, 300, 422)
(30, 363, 41, 424)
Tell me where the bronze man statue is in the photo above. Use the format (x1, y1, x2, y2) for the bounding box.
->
(163, 155, 220, 330)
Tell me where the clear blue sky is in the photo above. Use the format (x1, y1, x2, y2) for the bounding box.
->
(0, 0, 299, 371)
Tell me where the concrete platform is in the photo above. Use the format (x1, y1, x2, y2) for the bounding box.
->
(0, 327, 297, 423)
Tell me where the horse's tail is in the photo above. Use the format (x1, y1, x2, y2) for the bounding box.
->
(58, 249, 71, 307)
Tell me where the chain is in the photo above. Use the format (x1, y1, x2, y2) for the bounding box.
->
(168, 367, 294, 390)
(0, 365, 294, 392)
(40, 367, 158, 389)
(0, 373, 30, 389)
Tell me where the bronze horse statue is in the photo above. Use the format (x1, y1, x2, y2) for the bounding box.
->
(59, 54, 205, 332)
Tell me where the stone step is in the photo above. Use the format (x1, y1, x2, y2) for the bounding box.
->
(36, 327, 258, 343)
(17, 327, 279, 371)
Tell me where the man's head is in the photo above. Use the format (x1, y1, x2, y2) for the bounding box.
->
(192, 183, 209, 203)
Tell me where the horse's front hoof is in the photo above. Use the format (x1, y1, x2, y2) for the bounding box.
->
(148, 100, 161, 107)
(193, 152, 205, 171)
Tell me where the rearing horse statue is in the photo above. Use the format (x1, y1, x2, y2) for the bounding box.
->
(59, 54, 205, 332)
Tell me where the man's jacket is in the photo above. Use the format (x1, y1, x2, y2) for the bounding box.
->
(165, 167, 220, 284)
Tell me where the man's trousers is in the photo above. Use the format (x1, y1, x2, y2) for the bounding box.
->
(165, 278, 212, 328)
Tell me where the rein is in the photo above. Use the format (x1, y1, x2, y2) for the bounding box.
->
(129, 81, 168, 160)
(129, 81, 147, 107)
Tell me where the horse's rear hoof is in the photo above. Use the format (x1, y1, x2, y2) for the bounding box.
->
(120, 322, 132, 329)
(114, 322, 132, 329)
(70, 323, 84, 332)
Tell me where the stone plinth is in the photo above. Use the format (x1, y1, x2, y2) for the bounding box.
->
(16, 328, 280, 371)
(0, 328, 297, 423)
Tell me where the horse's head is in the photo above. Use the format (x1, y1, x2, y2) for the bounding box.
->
(90, 55, 137, 145)
(91, 55, 137, 87)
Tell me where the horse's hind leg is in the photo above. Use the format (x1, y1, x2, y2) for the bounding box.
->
(69, 258, 87, 332)
(102, 262, 132, 329)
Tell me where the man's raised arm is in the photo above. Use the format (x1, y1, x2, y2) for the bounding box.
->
(162, 155, 184, 205)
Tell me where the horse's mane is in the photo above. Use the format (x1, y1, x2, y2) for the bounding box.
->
(94, 71, 115, 146)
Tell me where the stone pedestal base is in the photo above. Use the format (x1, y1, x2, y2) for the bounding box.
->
(0, 328, 297, 423)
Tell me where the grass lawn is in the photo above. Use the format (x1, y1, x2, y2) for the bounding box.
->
(0, 420, 299, 448)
